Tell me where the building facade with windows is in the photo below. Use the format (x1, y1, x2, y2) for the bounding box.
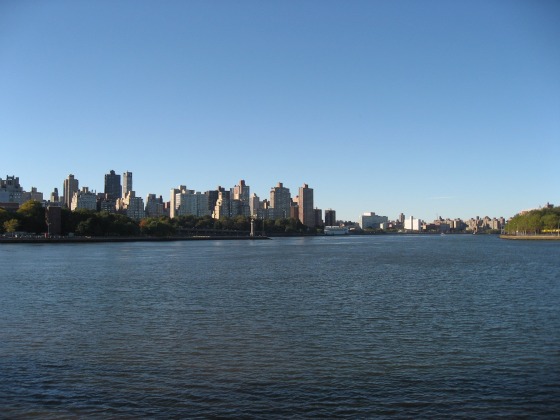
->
(360, 212, 389, 229)
(63, 174, 79, 209)
(298, 183, 314, 227)
(71, 187, 97, 211)
(122, 171, 133, 198)
(0, 175, 24, 204)
(145, 194, 165, 218)
(119, 191, 145, 220)
(324, 209, 336, 227)
(104, 170, 122, 200)
(269, 182, 291, 220)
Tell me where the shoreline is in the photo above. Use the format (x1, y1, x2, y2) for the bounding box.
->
(499, 234, 560, 241)
(0, 235, 270, 244)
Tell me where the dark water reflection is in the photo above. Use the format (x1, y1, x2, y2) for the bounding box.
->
(1, 235, 559, 417)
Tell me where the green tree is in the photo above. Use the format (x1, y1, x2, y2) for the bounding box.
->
(542, 213, 559, 232)
(17, 200, 46, 233)
(4, 219, 19, 233)
(0, 208, 10, 233)
(75, 219, 94, 236)
(175, 215, 198, 229)
(195, 215, 214, 229)
(505, 206, 560, 235)
(232, 215, 250, 231)
(140, 217, 176, 236)
(526, 211, 543, 234)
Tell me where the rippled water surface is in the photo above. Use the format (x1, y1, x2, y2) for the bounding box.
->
(1, 235, 559, 418)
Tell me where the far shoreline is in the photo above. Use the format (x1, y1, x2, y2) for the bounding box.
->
(499, 234, 560, 241)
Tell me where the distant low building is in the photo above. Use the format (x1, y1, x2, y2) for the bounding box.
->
(404, 216, 422, 231)
(21, 187, 43, 203)
(360, 212, 389, 229)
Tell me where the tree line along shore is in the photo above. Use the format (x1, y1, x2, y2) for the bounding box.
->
(0, 200, 314, 238)
(500, 205, 560, 239)
(3, 200, 560, 241)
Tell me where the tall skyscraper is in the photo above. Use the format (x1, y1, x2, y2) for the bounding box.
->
(206, 189, 220, 215)
(298, 183, 314, 227)
(122, 171, 132, 197)
(104, 170, 122, 200)
(63, 174, 79, 209)
(270, 182, 291, 219)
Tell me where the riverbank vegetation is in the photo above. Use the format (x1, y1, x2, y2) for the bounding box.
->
(0, 200, 315, 236)
(504, 206, 560, 235)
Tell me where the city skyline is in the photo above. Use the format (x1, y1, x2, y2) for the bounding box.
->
(1, 1, 558, 221)
(1, 170, 516, 224)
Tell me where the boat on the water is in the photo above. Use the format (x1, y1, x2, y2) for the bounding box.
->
(324, 226, 349, 235)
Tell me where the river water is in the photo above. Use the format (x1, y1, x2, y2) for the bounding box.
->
(1, 235, 559, 418)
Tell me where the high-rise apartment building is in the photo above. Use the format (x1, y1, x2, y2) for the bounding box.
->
(324, 209, 336, 227)
(145, 194, 165, 218)
(232, 179, 250, 217)
(213, 190, 231, 219)
(104, 170, 122, 200)
(249, 193, 260, 217)
(120, 191, 145, 220)
(206, 189, 220, 215)
(71, 187, 96, 211)
(269, 182, 291, 219)
(122, 171, 132, 198)
(63, 174, 79, 209)
(314, 208, 323, 227)
(170, 186, 210, 218)
(298, 183, 314, 227)
(50, 188, 59, 204)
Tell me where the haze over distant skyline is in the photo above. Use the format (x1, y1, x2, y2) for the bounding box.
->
(1, 0, 559, 221)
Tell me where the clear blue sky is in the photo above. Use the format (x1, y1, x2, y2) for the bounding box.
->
(1, 0, 559, 222)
